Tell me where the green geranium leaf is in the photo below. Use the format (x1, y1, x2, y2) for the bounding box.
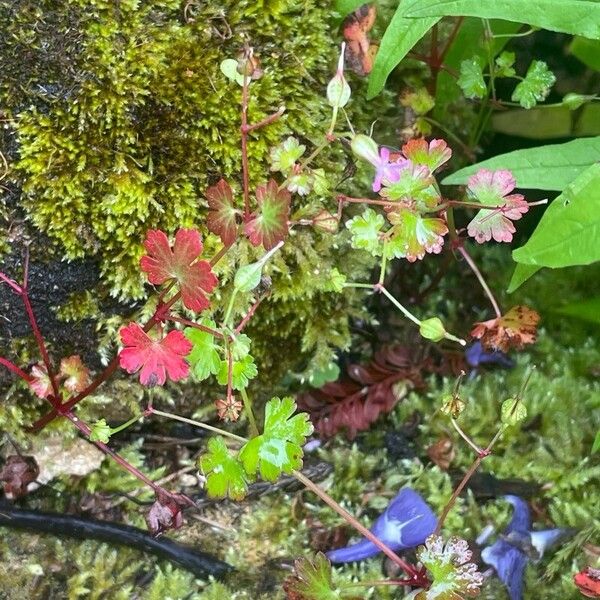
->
(199, 436, 248, 500)
(185, 320, 222, 382)
(270, 137, 305, 175)
(220, 59, 245, 85)
(89, 418, 112, 444)
(217, 355, 258, 390)
(495, 51, 516, 77)
(239, 397, 313, 482)
(512, 60, 556, 109)
(231, 333, 251, 360)
(283, 553, 344, 600)
(501, 397, 527, 426)
(345, 208, 385, 256)
(457, 58, 486, 99)
(324, 268, 346, 293)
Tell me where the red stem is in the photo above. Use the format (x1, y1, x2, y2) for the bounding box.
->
(0, 357, 33, 383)
(167, 315, 224, 338)
(241, 74, 251, 220)
(244, 106, 285, 133)
(0, 271, 22, 293)
(438, 17, 464, 65)
(234, 294, 267, 334)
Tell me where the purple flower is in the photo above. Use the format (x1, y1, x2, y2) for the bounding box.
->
(326, 488, 437, 563)
(350, 135, 409, 193)
(465, 341, 514, 369)
(371, 147, 410, 193)
(481, 496, 572, 600)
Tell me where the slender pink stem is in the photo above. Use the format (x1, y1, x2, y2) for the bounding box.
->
(234, 294, 267, 334)
(0, 357, 33, 383)
(167, 315, 224, 339)
(244, 106, 285, 133)
(293, 470, 426, 585)
(338, 194, 396, 208)
(226, 345, 233, 404)
(458, 245, 502, 318)
(0, 271, 22, 293)
(241, 73, 251, 220)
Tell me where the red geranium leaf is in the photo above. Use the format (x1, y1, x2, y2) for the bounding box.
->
(140, 229, 218, 312)
(206, 179, 239, 246)
(244, 180, 291, 250)
(471, 305, 540, 352)
(574, 567, 600, 598)
(59, 355, 92, 393)
(119, 323, 193, 386)
(29, 363, 53, 399)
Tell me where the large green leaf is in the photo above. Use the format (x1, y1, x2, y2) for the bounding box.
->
(507, 263, 542, 293)
(553, 297, 600, 324)
(443, 137, 600, 190)
(368, 5, 438, 98)
(570, 36, 600, 70)
(334, 0, 365, 15)
(403, 0, 600, 40)
(512, 163, 600, 267)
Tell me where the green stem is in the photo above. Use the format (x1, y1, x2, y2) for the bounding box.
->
(378, 244, 388, 285)
(150, 408, 247, 444)
(110, 413, 144, 436)
(222, 291, 237, 327)
(377, 285, 422, 327)
(343, 282, 375, 290)
(239, 387, 259, 438)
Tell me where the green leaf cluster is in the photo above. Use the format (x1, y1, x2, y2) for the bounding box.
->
(199, 397, 313, 500)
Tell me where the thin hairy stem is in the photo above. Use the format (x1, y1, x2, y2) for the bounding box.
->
(458, 245, 501, 318)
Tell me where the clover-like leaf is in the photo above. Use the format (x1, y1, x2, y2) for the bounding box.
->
(386, 206, 448, 262)
(466, 169, 529, 244)
(283, 553, 346, 600)
(495, 51, 516, 78)
(239, 397, 313, 482)
(244, 180, 291, 250)
(140, 229, 218, 312)
(199, 436, 248, 501)
(119, 323, 192, 386)
(217, 354, 258, 390)
(185, 319, 222, 381)
(345, 208, 384, 256)
(89, 418, 112, 444)
(457, 58, 486, 99)
(59, 355, 91, 393)
(270, 137, 306, 175)
(287, 172, 314, 196)
(512, 60, 556, 109)
(206, 179, 239, 246)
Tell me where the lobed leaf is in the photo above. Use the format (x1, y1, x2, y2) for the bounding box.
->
(199, 436, 248, 501)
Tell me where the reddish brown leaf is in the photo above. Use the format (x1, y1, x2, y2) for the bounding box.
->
(427, 437, 455, 471)
(244, 180, 290, 250)
(206, 179, 239, 246)
(140, 229, 218, 312)
(59, 355, 92, 393)
(297, 345, 427, 439)
(342, 3, 378, 76)
(29, 363, 53, 399)
(471, 305, 540, 353)
(0, 455, 39, 499)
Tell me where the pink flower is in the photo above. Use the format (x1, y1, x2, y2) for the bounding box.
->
(466, 169, 529, 243)
(119, 323, 192, 386)
(140, 229, 218, 312)
(371, 147, 410, 193)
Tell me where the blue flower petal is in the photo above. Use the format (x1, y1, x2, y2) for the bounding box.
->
(482, 539, 527, 600)
(326, 488, 437, 564)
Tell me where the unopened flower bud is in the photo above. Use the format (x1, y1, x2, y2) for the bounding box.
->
(312, 210, 339, 234)
(350, 133, 379, 165)
(419, 317, 446, 342)
(236, 49, 263, 80)
(327, 43, 351, 108)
